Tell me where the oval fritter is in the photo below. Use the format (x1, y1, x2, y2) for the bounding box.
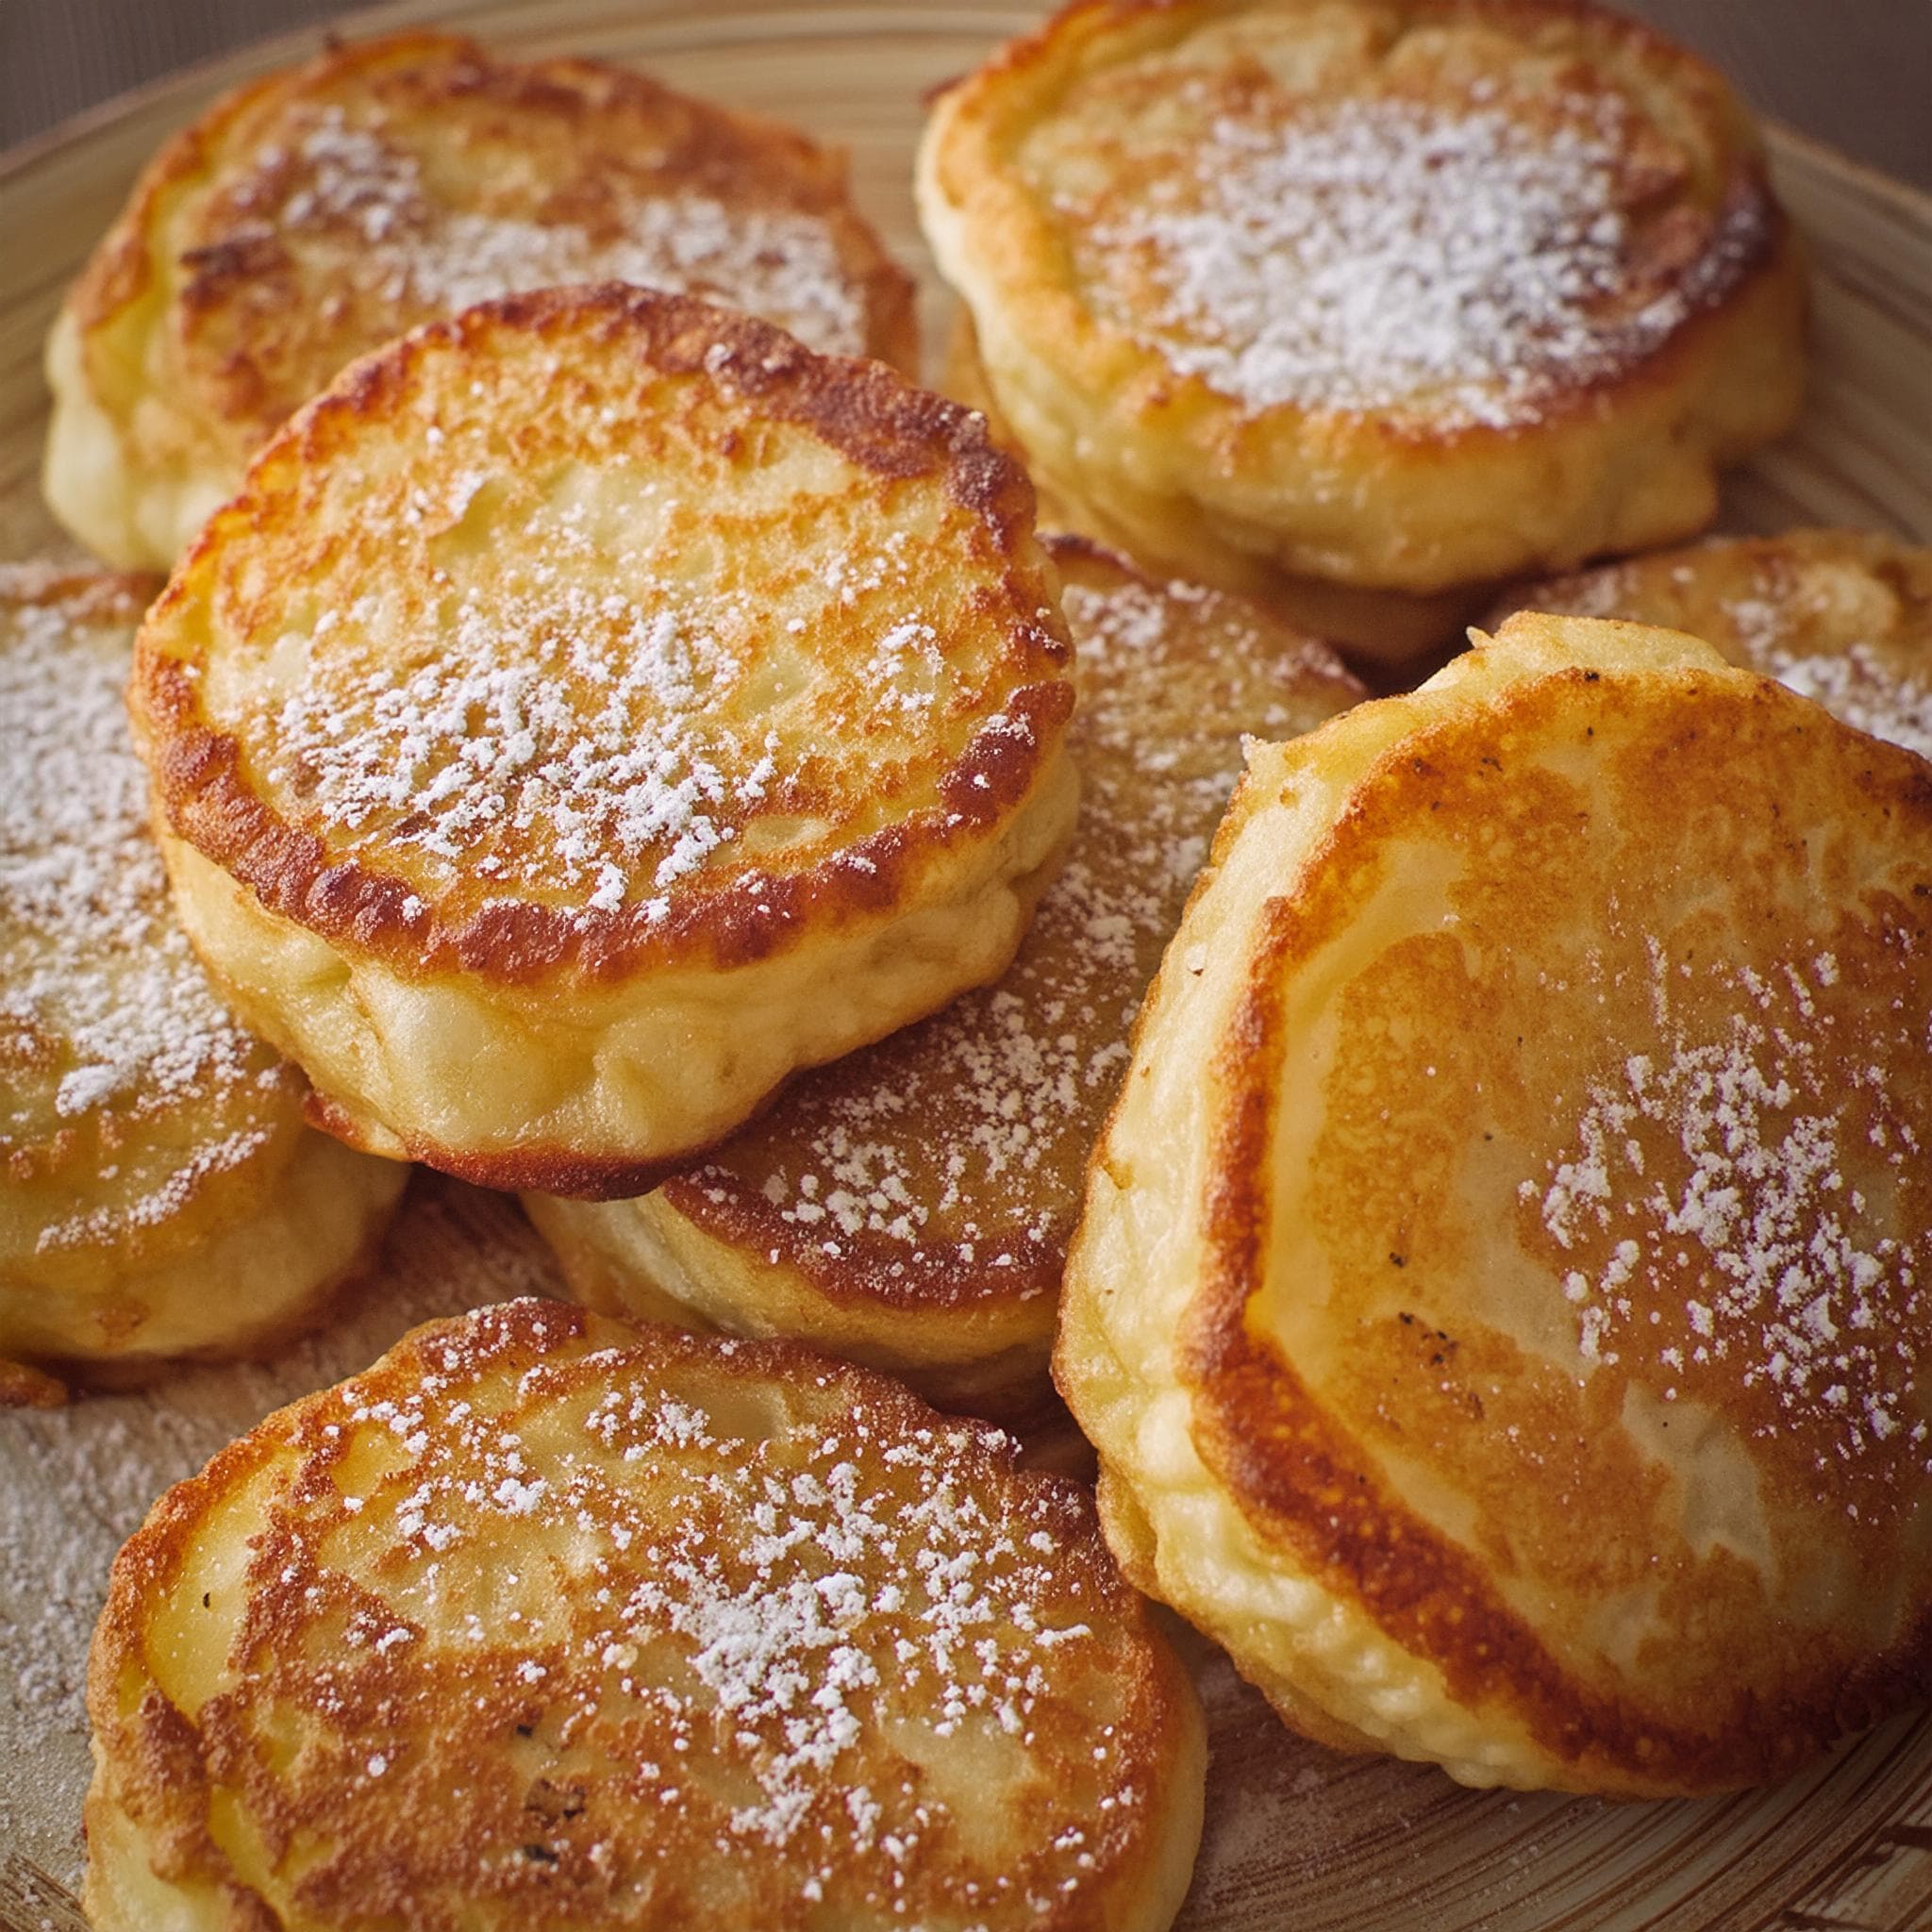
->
(1058, 612, 1932, 1796)
(131, 286, 1078, 1198)
(524, 540, 1363, 1409)
(918, 0, 1805, 611)
(0, 564, 405, 1391)
(86, 1299, 1207, 1932)
(1493, 528, 1932, 760)
(45, 30, 917, 569)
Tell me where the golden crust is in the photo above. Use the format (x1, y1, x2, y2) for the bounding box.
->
(919, 0, 1807, 602)
(45, 30, 916, 569)
(0, 564, 407, 1387)
(86, 1300, 1207, 1932)
(524, 540, 1362, 1405)
(1058, 612, 1932, 1796)
(1492, 527, 1932, 759)
(132, 286, 1079, 1195)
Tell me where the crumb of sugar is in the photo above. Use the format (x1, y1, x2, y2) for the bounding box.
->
(0, 602, 266, 1171)
(1072, 92, 1758, 428)
(246, 106, 865, 356)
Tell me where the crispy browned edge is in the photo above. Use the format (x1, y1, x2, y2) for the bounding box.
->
(131, 283, 1074, 987)
(1166, 666, 1932, 1793)
(928, 0, 1800, 452)
(656, 529, 1365, 1296)
(66, 28, 919, 382)
(86, 1297, 1199, 1925)
(303, 1088, 752, 1202)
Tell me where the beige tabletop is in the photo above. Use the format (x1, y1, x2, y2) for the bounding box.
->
(3, 0, 1930, 192)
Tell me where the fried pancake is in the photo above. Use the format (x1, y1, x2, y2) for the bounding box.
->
(132, 286, 1078, 1199)
(940, 307, 1487, 664)
(1057, 611, 1932, 1796)
(45, 30, 917, 570)
(524, 540, 1363, 1408)
(0, 565, 405, 1391)
(85, 1299, 1207, 1931)
(919, 0, 1805, 611)
(1493, 528, 1932, 759)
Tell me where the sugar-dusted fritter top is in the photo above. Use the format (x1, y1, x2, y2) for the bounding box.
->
(68, 30, 915, 472)
(1059, 613, 1932, 1794)
(1496, 528, 1932, 761)
(134, 285, 1074, 982)
(948, 0, 1782, 432)
(88, 1301, 1204, 1930)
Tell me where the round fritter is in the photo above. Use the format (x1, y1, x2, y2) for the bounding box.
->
(1493, 528, 1932, 760)
(525, 540, 1362, 1407)
(1057, 611, 1932, 1797)
(918, 0, 1805, 607)
(85, 1299, 1207, 1932)
(131, 286, 1078, 1199)
(0, 565, 405, 1391)
(45, 30, 917, 570)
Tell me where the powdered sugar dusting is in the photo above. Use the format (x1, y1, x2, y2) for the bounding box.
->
(258, 501, 983, 923)
(1070, 91, 1757, 427)
(158, 1307, 1152, 1915)
(1532, 942, 1924, 1472)
(0, 591, 274, 1214)
(1511, 547, 1932, 762)
(241, 105, 865, 356)
(676, 569, 1357, 1292)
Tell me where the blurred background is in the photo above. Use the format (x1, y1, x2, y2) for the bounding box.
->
(3, 0, 1929, 188)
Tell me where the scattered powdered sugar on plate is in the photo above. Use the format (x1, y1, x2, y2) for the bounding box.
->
(0, 596, 270, 1169)
(1530, 941, 1924, 1475)
(1072, 91, 1756, 427)
(234, 105, 865, 357)
(675, 570, 1354, 1292)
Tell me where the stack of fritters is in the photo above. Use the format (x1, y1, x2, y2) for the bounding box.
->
(15, 3, 1932, 1923)
(525, 536, 1362, 1409)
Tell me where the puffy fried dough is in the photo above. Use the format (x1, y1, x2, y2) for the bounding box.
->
(132, 286, 1078, 1198)
(919, 0, 1805, 624)
(1058, 611, 1932, 1795)
(86, 1300, 1206, 1931)
(46, 30, 915, 568)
